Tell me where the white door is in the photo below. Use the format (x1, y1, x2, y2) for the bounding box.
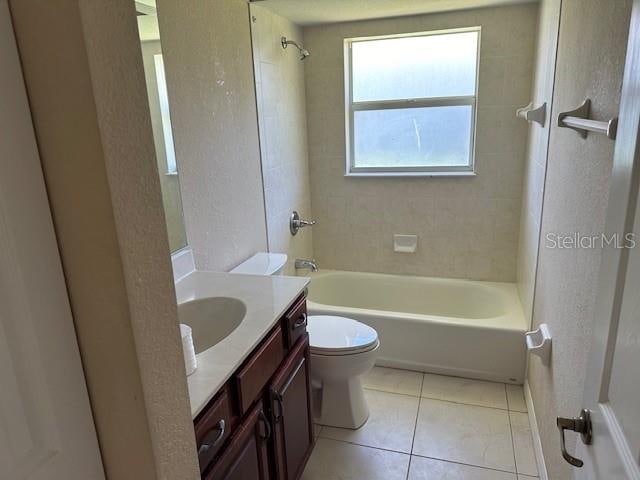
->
(560, 1, 640, 478)
(0, 2, 105, 479)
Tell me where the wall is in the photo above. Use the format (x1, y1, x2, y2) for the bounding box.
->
(157, 0, 268, 272)
(303, 4, 537, 280)
(250, 4, 314, 274)
(139, 34, 188, 253)
(9, 0, 200, 479)
(526, 1, 632, 479)
(516, 0, 561, 322)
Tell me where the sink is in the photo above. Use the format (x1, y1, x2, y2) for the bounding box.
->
(178, 297, 247, 354)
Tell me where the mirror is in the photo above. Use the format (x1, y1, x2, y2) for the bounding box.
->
(135, 4, 188, 253)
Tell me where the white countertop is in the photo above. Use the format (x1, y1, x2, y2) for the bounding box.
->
(175, 271, 309, 418)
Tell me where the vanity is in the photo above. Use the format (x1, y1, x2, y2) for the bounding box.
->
(175, 270, 314, 480)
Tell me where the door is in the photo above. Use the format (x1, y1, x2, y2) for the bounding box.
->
(205, 401, 272, 480)
(558, 1, 640, 477)
(0, 2, 105, 479)
(269, 335, 314, 480)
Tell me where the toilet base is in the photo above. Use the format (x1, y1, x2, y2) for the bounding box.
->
(314, 376, 370, 429)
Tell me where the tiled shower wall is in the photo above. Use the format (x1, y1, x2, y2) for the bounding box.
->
(303, 4, 538, 281)
(251, 4, 314, 275)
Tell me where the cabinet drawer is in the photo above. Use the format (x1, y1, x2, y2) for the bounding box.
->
(235, 325, 284, 414)
(195, 387, 236, 474)
(283, 295, 307, 349)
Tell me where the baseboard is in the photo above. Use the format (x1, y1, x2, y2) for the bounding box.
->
(524, 380, 549, 480)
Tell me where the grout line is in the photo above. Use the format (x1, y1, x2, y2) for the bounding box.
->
(408, 374, 425, 457)
(419, 394, 512, 412)
(404, 373, 426, 479)
(320, 434, 522, 477)
(410, 452, 520, 476)
(362, 386, 422, 398)
(507, 395, 520, 475)
(318, 436, 412, 456)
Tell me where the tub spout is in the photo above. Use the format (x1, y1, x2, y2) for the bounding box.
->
(295, 258, 318, 272)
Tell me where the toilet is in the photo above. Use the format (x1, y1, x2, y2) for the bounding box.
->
(307, 315, 379, 429)
(231, 252, 379, 429)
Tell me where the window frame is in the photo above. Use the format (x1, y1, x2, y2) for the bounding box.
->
(343, 27, 482, 177)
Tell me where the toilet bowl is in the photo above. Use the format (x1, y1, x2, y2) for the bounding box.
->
(307, 315, 379, 429)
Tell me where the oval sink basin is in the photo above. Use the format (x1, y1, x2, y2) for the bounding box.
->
(178, 297, 246, 354)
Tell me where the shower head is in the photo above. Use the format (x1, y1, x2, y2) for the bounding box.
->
(281, 36, 310, 60)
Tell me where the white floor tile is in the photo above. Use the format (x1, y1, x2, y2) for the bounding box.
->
(421, 374, 509, 409)
(320, 389, 419, 453)
(363, 366, 424, 396)
(510, 412, 538, 476)
(408, 456, 517, 480)
(313, 424, 322, 440)
(517, 476, 539, 479)
(301, 438, 410, 480)
(506, 384, 527, 412)
(413, 398, 516, 472)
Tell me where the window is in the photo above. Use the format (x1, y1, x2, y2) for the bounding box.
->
(344, 28, 480, 176)
(153, 54, 178, 175)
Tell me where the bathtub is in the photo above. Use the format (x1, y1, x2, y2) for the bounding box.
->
(306, 270, 527, 383)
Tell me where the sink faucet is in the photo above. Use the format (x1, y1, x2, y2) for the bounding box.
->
(295, 258, 318, 272)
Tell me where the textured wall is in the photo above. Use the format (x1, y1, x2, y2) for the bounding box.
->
(157, 0, 268, 272)
(250, 5, 314, 274)
(527, 1, 632, 479)
(139, 37, 188, 253)
(516, 0, 561, 323)
(303, 4, 537, 281)
(9, 0, 200, 479)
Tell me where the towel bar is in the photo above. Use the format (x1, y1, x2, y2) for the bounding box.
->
(516, 102, 546, 126)
(558, 99, 618, 140)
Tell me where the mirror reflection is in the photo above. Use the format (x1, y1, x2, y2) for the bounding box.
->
(136, 3, 187, 253)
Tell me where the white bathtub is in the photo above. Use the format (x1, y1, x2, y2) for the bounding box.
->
(306, 270, 527, 383)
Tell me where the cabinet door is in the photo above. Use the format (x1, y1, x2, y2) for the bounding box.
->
(270, 335, 314, 480)
(205, 401, 272, 480)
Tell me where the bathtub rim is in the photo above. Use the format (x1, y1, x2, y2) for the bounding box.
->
(304, 269, 528, 332)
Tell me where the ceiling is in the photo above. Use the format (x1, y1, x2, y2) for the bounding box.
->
(253, 0, 537, 26)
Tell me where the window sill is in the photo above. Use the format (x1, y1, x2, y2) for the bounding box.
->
(345, 171, 477, 178)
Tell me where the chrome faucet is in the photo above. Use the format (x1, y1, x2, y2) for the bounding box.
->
(295, 258, 318, 272)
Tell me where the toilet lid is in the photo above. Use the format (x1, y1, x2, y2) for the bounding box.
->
(307, 315, 378, 355)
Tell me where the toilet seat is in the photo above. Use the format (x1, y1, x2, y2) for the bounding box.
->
(307, 315, 379, 356)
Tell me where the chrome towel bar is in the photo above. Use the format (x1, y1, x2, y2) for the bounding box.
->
(558, 98, 618, 140)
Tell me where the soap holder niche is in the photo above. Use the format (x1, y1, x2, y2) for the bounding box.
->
(525, 323, 552, 365)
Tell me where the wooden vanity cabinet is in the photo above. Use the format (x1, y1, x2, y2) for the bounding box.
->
(204, 400, 271, 480)
(269, 334, 314, 480)
(197, 294, 313, 480)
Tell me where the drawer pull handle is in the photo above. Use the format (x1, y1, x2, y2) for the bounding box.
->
(198, 419, 225, 456)
(273, 392, 284, 422)
(293, 313, 307, 329)
(258, 411, 272, 440)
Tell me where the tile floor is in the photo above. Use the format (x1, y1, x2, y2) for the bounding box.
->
(302, 367, 539, 480)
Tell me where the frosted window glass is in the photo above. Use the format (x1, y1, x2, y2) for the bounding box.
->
(153, 54, 178, 174)
(353, 106, 472, 168)
(352, 31, 478, 102)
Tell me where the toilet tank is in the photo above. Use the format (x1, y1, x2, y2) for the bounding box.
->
(229, 252, 288, 276)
